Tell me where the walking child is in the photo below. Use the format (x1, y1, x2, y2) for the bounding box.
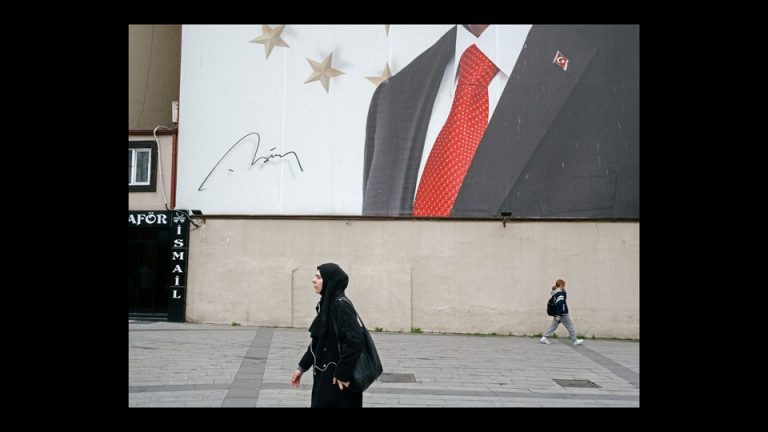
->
(540, 279, 584, 346)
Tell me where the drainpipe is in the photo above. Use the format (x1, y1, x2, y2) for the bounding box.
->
(170, 127, 178, 209)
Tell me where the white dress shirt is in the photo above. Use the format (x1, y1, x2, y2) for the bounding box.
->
(414, 25, 532, 194)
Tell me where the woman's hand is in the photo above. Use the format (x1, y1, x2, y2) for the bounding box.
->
(332, 377, 350, 390)
(290, 369, 303, 387)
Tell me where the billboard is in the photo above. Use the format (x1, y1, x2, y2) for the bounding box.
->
(177, 25, 638, 218)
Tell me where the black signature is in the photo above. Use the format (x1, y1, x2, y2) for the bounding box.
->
(198, 132, 304, 191)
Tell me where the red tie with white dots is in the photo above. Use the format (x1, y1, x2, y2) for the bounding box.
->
(412, 44, 499, 216)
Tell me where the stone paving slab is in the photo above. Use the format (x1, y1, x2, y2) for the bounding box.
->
(129, 322, 638, 407)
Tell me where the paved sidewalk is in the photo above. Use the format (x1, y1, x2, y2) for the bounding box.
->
(129, 321, 639, 407)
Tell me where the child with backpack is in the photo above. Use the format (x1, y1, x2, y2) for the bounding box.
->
(540, 279, 584, 346)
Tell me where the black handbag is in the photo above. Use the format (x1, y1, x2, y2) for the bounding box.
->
(334, 297, 383, 392)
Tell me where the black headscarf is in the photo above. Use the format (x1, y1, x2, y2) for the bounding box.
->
(308, 263, 349, 346)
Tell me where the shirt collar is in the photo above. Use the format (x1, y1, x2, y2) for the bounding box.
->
(452, 25, 532, 86)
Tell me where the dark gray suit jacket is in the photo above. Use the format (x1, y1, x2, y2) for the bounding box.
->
(362, 25, 639, 218)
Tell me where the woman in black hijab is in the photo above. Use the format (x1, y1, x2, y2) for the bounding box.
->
(290, 263, 364, 407)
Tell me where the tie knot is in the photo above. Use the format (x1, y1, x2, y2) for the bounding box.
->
(458, 44, 498, 87)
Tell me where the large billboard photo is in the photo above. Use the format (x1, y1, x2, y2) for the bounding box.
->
(177, 25, 638, 218)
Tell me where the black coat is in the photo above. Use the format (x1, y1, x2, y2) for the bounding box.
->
(299, 264, 364, 407)
(299, 298, 364, 407)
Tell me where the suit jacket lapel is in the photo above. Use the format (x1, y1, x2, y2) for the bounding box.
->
(453, 25, 597, 217)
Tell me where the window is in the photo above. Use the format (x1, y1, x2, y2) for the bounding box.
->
(129, 141, 158, 192)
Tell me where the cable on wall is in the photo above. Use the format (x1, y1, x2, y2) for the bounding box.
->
(153, 125, 173, 211)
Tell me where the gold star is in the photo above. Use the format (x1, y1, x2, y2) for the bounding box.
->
(366, 62, 392, 86)
(304, 52, 345, 93)
(249, 25, 290, 59)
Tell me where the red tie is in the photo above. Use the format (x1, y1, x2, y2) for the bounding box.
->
(413, 44, 499, 217)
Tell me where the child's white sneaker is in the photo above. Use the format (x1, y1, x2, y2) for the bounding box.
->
(573, 339, 584, 346)
(540, 336, 550, 344)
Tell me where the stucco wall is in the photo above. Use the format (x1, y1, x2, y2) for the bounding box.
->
(129, 25, 181, 130)
(185, 219, 638, 339)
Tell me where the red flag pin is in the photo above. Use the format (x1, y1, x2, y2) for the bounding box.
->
(553, 50, 569, 71)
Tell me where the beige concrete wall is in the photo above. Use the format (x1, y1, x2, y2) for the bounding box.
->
(129, 25, 181, 129)
(129, 134, 174, 211)
(185, 219, 639, 339)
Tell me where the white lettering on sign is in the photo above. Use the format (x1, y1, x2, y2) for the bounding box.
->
(128, 212, 168, 227)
